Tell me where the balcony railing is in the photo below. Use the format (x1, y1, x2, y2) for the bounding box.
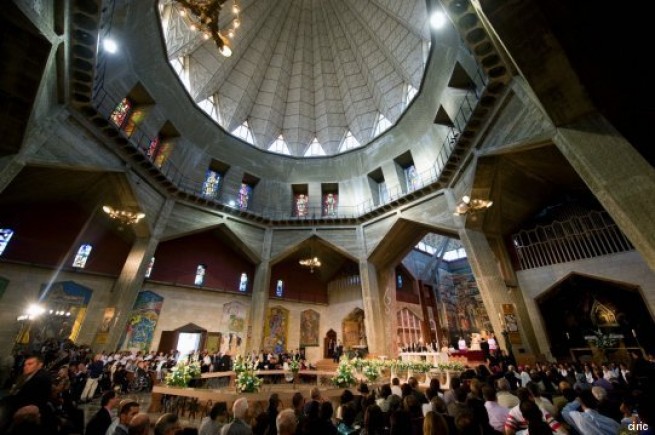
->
(511, 210, 634, 270)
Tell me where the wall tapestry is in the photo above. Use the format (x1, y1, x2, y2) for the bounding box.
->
(121, 290, 164, 352)
(299, 309, 320, 347)
(263, 306, 289, 353)
(219, 301, 246, 354)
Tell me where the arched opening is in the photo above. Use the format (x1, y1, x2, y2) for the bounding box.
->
(537, 273, 655, 361)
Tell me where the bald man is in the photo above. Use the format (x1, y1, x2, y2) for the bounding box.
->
(128, 413, 150, 435)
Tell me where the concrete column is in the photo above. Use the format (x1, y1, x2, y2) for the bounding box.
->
(458, 228, 539, 357)
(358, 260, 391, 356)
(247, 228, 273, 353)
(102, 199, 175, 350)
(554, 113, 655, 272)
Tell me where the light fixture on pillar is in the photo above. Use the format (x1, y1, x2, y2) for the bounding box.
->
(454, 195, 493, 216)
(173, 0, 240, 57)
(102, 205, 145, 229)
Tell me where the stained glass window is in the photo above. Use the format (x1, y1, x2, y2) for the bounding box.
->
(238, 183, 252, 210)
(147, 135, 161, 160)
(122, 107, 146, 137)
(145, 257, 155, 278)
(153, 142, 174, 168)
(295, 194, 309, 217)
(0, 229, 14, 256)
(73, 244, 92, 268)
(323, 193, 338, 217)
(405, 165, 420, 192)
(110, 98, 133, 129)
(202, 170, 221, 199)
(276, 279, 284, 297)
(194, 264, 206, 286)
(239, 273, 248, 292)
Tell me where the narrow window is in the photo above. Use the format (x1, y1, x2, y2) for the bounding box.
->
(0, 229, 14, 256)
(194, 264, 206, 286)
(73, 244, 92, 268)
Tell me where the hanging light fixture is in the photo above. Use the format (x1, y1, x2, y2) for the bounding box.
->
(103, 206, 146, 227)
(173, 0, 240, 57)
(453, 195, 493, 216)
(299, 244, 321, 273)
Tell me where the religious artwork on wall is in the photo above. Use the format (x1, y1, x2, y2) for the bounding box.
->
(342, 308, 366, 349)
(299, 309, 320, 347)
(502, 303, 522, 345)
(436, 262, 491, 346)
(591, 299, 619, 327)
(41, 281, 93, 342)
(295, 194, 308, 217)
(221, 301, 246, 332)
(323, 193, 337, 217)
(121, 290, 164, 352)
(94, 307, 116, 344)
(263, 306, 289, 353)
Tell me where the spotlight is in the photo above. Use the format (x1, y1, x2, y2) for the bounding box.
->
(102, 38, 118, 54)
(430, 11, 447, 29)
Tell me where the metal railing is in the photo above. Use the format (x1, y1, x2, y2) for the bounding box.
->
(511, 210, 634, 270)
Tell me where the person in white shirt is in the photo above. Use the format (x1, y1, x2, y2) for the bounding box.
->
(487, 333, 498, 353)
(562, 389, 620, 435)
(482, 386, 509, 432)
(457, 337, 467, 350)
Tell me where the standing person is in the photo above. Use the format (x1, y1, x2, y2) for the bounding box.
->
(334, 341, 343, 363)
(81, 354, 104, 402)
(200, 402, 228, 435)
(85, 391, 119, 435)
(6, 353, 52, 421)
(111, 400, 140, 435)
(221, 398, 253, 435)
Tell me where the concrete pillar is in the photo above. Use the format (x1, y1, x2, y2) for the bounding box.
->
(359, 260, 396, 357)
(247, 228, 273, 353)
(458, 228, 540, 358)
(102, 199, 175, 350)
(554, 113, 655, 272)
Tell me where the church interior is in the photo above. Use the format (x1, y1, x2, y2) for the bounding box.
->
(1, 0, 655, 371)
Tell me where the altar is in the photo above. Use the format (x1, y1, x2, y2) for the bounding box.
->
(399, 351, 449, 365)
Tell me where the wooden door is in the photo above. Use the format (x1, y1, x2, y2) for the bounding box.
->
(324, 329, 337, 358)
(157, 331, 178, 354)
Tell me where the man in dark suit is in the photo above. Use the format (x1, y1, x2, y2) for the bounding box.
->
(7, 353, 52, 418)
(85, 391, 119, 435)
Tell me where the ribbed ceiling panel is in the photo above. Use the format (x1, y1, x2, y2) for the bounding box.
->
(160, 0, 429, 156)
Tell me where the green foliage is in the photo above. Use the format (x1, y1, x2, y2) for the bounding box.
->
(165, 357, 201, 387)
(332, 357, 357, 388)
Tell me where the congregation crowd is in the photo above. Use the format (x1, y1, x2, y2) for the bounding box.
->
(0, 343, 654, 435)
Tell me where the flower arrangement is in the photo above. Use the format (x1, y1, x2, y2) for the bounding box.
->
(165, 356, 201, 387)
(332, 358, 357, 388)
(235, 356, 262, 393)
(363, 364, 379, 382)
(233, 355, 248, 373)
(350, 357, 365, 371)
(287, 355, 301, 372)
(436, 362, 465, 372)
(587, 329, 619, 350)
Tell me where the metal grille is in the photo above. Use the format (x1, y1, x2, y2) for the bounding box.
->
(511, 210, 634, 270)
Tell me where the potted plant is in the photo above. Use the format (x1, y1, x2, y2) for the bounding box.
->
(332, 357, 357, 388)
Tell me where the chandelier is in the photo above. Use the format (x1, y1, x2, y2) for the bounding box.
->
(299, 256, 321, 273)
(453, 195, 493, 216)
(173, 0, 241, 57)
(103, 206, 146, 227)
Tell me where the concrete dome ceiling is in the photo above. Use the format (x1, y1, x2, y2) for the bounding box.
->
(159, 0, 431, 156)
